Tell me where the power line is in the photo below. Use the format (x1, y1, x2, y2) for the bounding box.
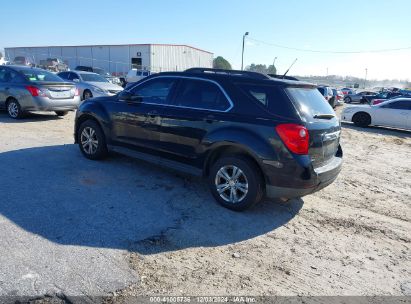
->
(248, 37, 411, 54)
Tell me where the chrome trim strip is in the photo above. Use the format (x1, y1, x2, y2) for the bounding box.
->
(125, 75, 234, 113)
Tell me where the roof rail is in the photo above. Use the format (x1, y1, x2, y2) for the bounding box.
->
(185, 68, 271, 80)
(268, 74, 299, 81)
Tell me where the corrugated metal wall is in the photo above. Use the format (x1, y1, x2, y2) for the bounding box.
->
(5, 44, 213, 75)
(150, 45, 213, 72)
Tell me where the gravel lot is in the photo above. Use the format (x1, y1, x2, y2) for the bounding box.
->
(0, 108, 410, 299)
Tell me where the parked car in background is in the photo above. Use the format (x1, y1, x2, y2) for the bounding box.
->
(317, 86, 336, 107)
(0, 65, 80, 118)
(364, 91, 404, 104)
(332, 89, 344, 106)
(341, 88, 356, 95)
(125, 69, 151, 84)
(0, 57, 10, 65)
(57, 71, 123, 100)
(13, 56, 35, 67)
(344, 91, 376, 104)
(74, 68, 342, 211)
(341, 98, 411, 130)
(75, 66, 122, 86)
(39, 58, 68, 72)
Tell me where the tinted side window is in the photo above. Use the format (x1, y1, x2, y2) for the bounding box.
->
(0, 68, 7, 83)
(130, 77, 176, 105)
(317, 87, 325, 95)
(174, 79, 230, 111)
(387, 100, 410, 110)
(58, 72, 70, 80)
(236, 83, 297, 118)
(68, 72, 80, 81)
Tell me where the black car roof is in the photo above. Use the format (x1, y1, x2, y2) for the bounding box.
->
(149, 69, 315, 88)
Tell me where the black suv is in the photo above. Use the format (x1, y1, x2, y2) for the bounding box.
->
(74, 68, 342, 211)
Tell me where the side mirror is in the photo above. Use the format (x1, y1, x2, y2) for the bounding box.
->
(73, 78, 80, 83)
(118, 90, 142, 103)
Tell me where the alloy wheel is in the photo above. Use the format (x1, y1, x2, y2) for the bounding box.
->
(214, 165, 248, 204)
(8, 102, 19, 118)
(80, 127, 99, 155)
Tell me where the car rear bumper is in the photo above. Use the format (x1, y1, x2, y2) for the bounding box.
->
(265, 153, 342, 200)
(22, 96, 81, 111)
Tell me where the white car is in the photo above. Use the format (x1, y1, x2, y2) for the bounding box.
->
(0, 57, 9, 65)
(341, 98, 411, 130)
(125, 69, 151, 84)
(57, 71, 124, 100)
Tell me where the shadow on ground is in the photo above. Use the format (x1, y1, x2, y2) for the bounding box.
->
(0, 145, 303, 254)
(341, 122, 411, 137)
(0, 111, 65, 123)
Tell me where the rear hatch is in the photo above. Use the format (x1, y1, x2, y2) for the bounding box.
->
(286, 87, 341, 168)
(38, 82, 75, 99)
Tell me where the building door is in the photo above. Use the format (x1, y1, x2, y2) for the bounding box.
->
(131, 57, 142, 69)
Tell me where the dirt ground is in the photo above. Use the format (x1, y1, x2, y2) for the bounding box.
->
(0, 107, 410, 298)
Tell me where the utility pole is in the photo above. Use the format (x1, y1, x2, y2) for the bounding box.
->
(364, 68, 368, 89)
(241, 32, 249, 70)
(326, 67, 329, 77)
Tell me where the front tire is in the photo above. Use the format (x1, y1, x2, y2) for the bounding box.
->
(55, 111, 68, 116)
(344, 97, 352, 103)
(352, 112, 371, 127)
(77, 120, 108, 160)
(208, 156, 264, 211)
(7, 99, 24, 119)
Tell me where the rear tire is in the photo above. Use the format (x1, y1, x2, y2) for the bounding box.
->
(352, 112, 371, 127)
(344, 97, 352, 103)
(55, 111, 68, 116)
(208, 156, 264, 211)
(77, 120, 108, 160)
(7, 99, 24, 119)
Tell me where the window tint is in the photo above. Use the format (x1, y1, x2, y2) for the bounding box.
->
(386, 99, 410, 110)
(174, 79, 230, 111)
(68, 73, 80, 81)
(130, 77, 176, 105)
(317, 87, 325, 95)
(58, 72, 70, 80)
(236, 83, 296, 118)
(0, 68, 7, 83)
(287, 87, 334, 120)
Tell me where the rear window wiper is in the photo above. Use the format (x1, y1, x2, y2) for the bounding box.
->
(313, 113, 335, 119)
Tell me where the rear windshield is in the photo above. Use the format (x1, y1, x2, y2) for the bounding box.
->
(17, 68, 63, 82)
(286, 87, 334, 119)
(237, 83, 297, 118)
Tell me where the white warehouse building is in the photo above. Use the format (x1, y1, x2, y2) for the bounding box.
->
(4, 44, 213, 76)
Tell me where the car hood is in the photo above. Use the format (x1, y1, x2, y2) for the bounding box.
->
(87, 82, 123, 91)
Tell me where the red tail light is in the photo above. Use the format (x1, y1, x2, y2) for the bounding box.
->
(275, 124, 310, 155)
(372, 99, 384, 105)
(25, 86, 46, 97)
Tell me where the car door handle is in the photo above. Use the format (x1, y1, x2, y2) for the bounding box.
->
(203, 114, 215, 123)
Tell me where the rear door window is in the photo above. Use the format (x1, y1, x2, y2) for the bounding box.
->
(174, 79, 231, 111)
(236, 83, 297, 118)
(286, 87, 335, 121)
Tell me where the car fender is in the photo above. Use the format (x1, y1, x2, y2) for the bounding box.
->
(75, 101, 112, 143)
(202, 127, 280, 166)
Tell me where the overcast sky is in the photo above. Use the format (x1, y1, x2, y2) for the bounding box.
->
(1, 0, 410, 80)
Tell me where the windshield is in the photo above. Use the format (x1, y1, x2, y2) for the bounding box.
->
(93, 68, 110, 76)
(287, 87, 334, 119)
(80, 73, 109, 82)
(17, 68, 64, 82)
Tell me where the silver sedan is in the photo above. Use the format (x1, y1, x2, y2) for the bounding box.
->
(57, 71, 123, 100)
(0, 65, 80, 119)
